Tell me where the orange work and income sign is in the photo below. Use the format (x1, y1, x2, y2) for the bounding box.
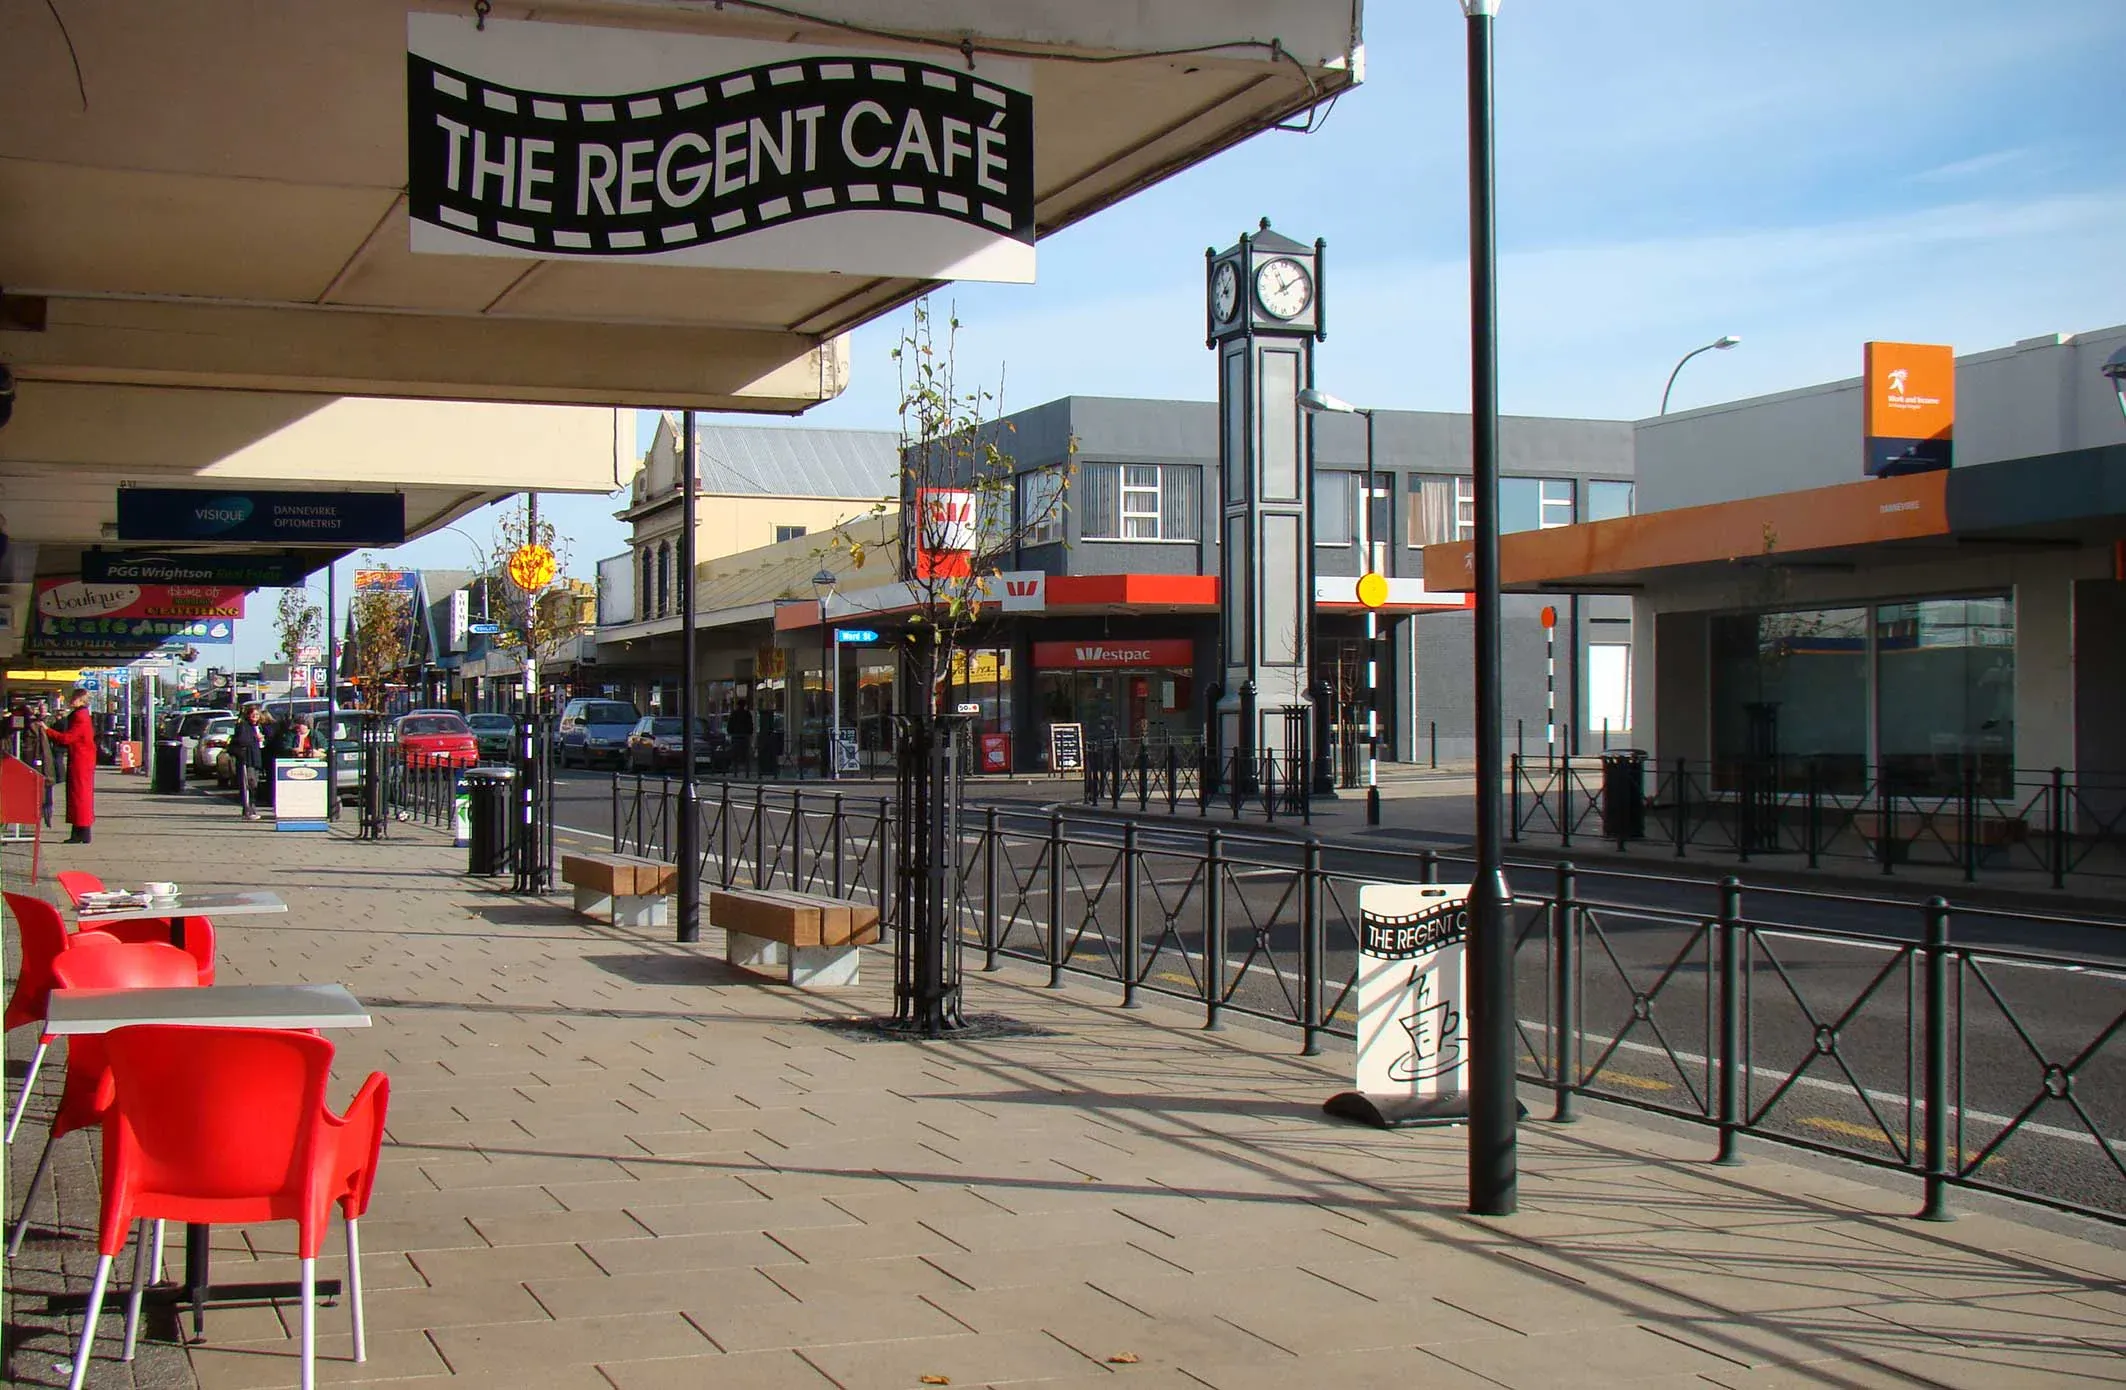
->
(1539, 605, 1557, 629)
(1862, 341, 1954, 478)
(507, 543, 556, 592)
(1355, 572, 1389, 610)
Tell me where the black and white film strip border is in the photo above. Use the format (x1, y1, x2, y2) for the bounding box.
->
(427, 56, 1013, 126)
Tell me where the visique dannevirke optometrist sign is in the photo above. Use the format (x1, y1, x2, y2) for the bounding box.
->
(404, 14, 1036, 282)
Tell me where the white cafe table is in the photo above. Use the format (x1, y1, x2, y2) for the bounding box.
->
(41, 981, 370, 1339)
(74, 888, 288, 952)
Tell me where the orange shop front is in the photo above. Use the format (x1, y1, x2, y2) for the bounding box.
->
(1031, 638, 1199, 753)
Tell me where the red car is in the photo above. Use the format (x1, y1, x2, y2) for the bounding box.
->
(391, 711, 479, 768)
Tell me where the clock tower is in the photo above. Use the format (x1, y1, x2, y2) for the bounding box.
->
(1206, 219, 1325, 777)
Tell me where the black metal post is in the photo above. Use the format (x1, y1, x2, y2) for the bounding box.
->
(1300, 835, 1324, 1055)
(1920, 895, 1953, 1221)
(1463, 0, 1515, 1217)
(1120, 820, 1142, 1008)
(1715, 876, 1744, 1165)
(677, 410, 702, 942)
(1551, 860, 1577, 1123)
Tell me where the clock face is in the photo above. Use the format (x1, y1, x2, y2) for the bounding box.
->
(1255, 257, 1312, 320)
(1211, 262, 1240, 324)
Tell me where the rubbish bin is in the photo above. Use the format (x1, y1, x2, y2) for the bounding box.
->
(1599, 749, 1648, 841)
(152, 740, 186, 794)
(465, 767, 514, 876)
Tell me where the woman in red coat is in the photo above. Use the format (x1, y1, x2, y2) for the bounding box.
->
(46, 688, 98, 843)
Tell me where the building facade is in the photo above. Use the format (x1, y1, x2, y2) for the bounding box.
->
(601, 396, 1637, 776)
(1422, 324, 2126, 807)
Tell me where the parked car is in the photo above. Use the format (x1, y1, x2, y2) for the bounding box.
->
(624, 716, 726, 772)
(556, 698, 640, 769)
(193, 715, 237, 776)
(161, 709, 224, 769)
(467, 712, 516, 761)
(391, 711, 479, 769)
(323, 710, 381, 801)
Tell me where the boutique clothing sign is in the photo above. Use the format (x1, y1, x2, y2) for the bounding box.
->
(406, 14, 1036, 282)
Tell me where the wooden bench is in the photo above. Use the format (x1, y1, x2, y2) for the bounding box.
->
(561, 852, 677, 928)
(1849, 811, 2029, 863)
(711, 887, 880, 989)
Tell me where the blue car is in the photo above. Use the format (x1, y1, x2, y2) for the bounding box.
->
(556, 698, 640, 769)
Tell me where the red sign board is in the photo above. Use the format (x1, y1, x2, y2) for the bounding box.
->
(1031, 638, 1195, 669)
(36, 579, 246, 621)
(977, 732, 1011, 773)
(913, 488, 977, 580)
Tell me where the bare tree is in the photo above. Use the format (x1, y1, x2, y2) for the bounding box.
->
(344, 565, 416, 710)
(483, 505, 583, 677)
(826, 298, 1071, 1034)
(274, 586, 322, 666)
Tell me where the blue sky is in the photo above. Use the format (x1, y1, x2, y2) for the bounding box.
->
(233, 0, 2126, 667)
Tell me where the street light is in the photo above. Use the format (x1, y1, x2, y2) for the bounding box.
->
(813, 568, 838, 780)
(1461, 0, 1516, 1218)
(1660, 334, 1742, 414)
(1297, 387, 1383, 828)
(2103, 344, 2126, 424)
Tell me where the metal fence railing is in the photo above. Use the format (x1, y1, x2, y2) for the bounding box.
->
(1082, 744, 1313, 822)
(612, 775, 2126, 1226)
(1512, 755, 2126, 888)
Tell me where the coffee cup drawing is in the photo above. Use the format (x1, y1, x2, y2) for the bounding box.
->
(1385, 974, 1463, 1085)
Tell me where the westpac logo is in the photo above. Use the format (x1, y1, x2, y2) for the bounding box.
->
(997, 570, 1045, 612)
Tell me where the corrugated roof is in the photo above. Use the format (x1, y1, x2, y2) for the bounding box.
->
(691, 421, 900, 501)
(691, 513, 902, 615)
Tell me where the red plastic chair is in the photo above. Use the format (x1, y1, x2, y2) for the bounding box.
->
(54, 872, 218, 986)
(53, 870, 104, 903)
(7, 941, 199, 1259)
(71, 1027, 389, 1390)
(4, 891, 75, 1143)
(1, 754, 45, 884)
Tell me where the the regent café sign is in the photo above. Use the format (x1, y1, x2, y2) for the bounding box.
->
(406, 14, 1036, 282)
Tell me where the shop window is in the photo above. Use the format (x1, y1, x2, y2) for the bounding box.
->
(1021, 466, 1066, 545)
(1502, 477, 1574, 533)
(1080, 463, 1199, 541)
(1408, 475, 1467, 545)
(640, 548, 655, 619)
(1315, 472, 1357, 545)
(1587, 480, 1634, 521)
(656, 543, 671, 618)
(1875, 596, 2014, 794)
(774, 524, 806, 544)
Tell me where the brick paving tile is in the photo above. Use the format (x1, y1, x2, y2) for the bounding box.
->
(8, 779, 2124, 1390)
(429, 1310, 715, 1374)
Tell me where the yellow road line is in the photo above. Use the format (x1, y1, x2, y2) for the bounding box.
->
(1593, 1072, 1673, 1093)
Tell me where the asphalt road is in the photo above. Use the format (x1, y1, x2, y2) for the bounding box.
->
(555, 769, 2126, 1220)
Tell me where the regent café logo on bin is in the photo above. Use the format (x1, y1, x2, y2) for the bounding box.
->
(403, 14, 1036, 282)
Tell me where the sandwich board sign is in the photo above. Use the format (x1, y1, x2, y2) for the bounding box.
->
(1324, 882, 1474, 1129)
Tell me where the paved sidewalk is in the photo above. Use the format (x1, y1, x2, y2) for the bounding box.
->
(8, 773, 2126, 1388)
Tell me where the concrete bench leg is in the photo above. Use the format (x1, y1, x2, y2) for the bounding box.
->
(727, 931, 786, 974)
(613, 893, 669, 929)
(573, 885, 614, 920)
(788, 944, 860, 989)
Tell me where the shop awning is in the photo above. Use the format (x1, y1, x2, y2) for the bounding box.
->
(1420, 446, 2126, 594)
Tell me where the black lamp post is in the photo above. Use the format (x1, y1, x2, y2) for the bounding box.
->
(676, 411, 701, 943)
(1462, 0, 1516, 1218)
(812, 568, 837, 780)
(1298, 387, 1382, 826)
(1660, 335, 1742, 414)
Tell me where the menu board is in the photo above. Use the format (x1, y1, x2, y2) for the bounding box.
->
(1047, 722, 1084, 773)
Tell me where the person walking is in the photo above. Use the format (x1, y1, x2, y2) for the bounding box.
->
(45, 688, 99, 843)
(726, 701, 755, 779)
(232, 703, 267, 820)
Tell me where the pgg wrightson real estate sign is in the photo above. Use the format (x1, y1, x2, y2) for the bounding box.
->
(405, 14, 1035, 281)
